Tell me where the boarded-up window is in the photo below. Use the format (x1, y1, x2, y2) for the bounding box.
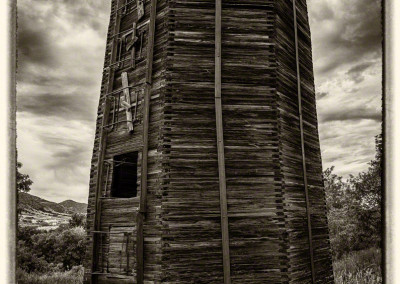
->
(111, 152, 138, 198)
(108, 226, 136, 275)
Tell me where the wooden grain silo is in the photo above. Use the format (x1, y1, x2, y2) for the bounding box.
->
(84, 0, 334, 283)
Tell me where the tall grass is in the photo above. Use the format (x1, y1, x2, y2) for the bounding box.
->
(333, 247, 382, 284)
(17, 248, 382, 283)
(17, 265, 84, 284)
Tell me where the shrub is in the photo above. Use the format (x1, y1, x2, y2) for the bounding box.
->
(16, 241, 57, 274)
(333, 247, 382, 284)
(17, 225, 86, 274)
(69, 213, 86, 228)
(53, 227, 86, 270)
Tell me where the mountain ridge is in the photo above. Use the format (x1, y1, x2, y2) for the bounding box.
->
(59, 199, 88, 214)
(19, 192, 87, 214)
(18, 192, 88, 229)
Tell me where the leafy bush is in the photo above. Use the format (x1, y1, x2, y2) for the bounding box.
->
(16, 241, 58, 274)
(17, 225, 86, 274)
(69, 213, 86, 228)
(54, 227, 86, 270)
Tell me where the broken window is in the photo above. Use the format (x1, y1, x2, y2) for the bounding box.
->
(111, 152, 138, 198)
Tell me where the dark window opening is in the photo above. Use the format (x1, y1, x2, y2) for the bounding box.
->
(111, 152, 138, 198)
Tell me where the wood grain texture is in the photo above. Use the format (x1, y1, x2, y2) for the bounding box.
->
(215, 0, 231, 283)
(84, 0, 334, 283)
(136, 0, 158, 282)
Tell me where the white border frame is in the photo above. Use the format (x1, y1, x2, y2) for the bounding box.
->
(0, 0, 396, 283)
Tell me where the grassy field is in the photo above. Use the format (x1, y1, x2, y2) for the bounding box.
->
(333, 247, 382, 284)
(17, 266, 84, 284)
(17, 248, 381, 283)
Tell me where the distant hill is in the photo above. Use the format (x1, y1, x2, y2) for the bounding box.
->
(19, 192, 67, 214)
(58, 199, 87, 214)
(18, 192, 87, 230)
(18, 192, 87, 214)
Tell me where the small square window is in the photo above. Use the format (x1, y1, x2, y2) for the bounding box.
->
(111, 152, 138, 198)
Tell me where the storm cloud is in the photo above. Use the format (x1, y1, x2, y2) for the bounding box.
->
(17, 92, 97, 122)
(309, 0, 381, 76)
(16, 0, 382, 202)
(321, 106, 381, 123)
(308, 0, 382, 177)
(16, 0, 111, 202)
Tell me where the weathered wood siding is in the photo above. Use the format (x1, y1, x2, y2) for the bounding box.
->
(293, 1, 333, 282)
(162, 1, 224, 282)
(220, 2, 284, 283)
(85, 0, 333, 283)
(84, 0, 168, 282)
(275, 0, 333, 283)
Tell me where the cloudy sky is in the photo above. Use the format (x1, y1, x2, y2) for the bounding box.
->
(16, 0, 382, 203)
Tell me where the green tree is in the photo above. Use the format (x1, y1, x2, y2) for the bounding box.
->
(323, 166, 348, 211)
(348, 134, 382, 248)
(17, 162, 33, 193)
(324, 134, 382, 258)
(53, 227, 86, 270)
(16, 162, 33, 217)
(324, 167, 357, 258)
(17, 226, 57, 273)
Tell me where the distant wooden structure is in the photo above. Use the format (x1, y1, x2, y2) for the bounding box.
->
(84, 0, 334, 283)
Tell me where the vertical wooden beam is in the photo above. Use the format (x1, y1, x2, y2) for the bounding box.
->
(121, 72, 134, 133)
(136, 213, 144, 282)
(215, 1, 231, 283)
(126, 233, 130, 275)
(292, 1, 315, 283)
(91, 1, 122, 282)
(145, 0, 157, 87)
(136, 0, 157, 283)
(139, 0, 157, 214)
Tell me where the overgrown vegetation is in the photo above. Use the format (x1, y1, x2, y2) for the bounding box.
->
(16, 163, 87, 283)
(325, 134, 382, 283)
(324, 134, 382, 259)
(17, 265, 84, 284)
(333, 248, 382, 284)
(17, 213, 87, 283)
